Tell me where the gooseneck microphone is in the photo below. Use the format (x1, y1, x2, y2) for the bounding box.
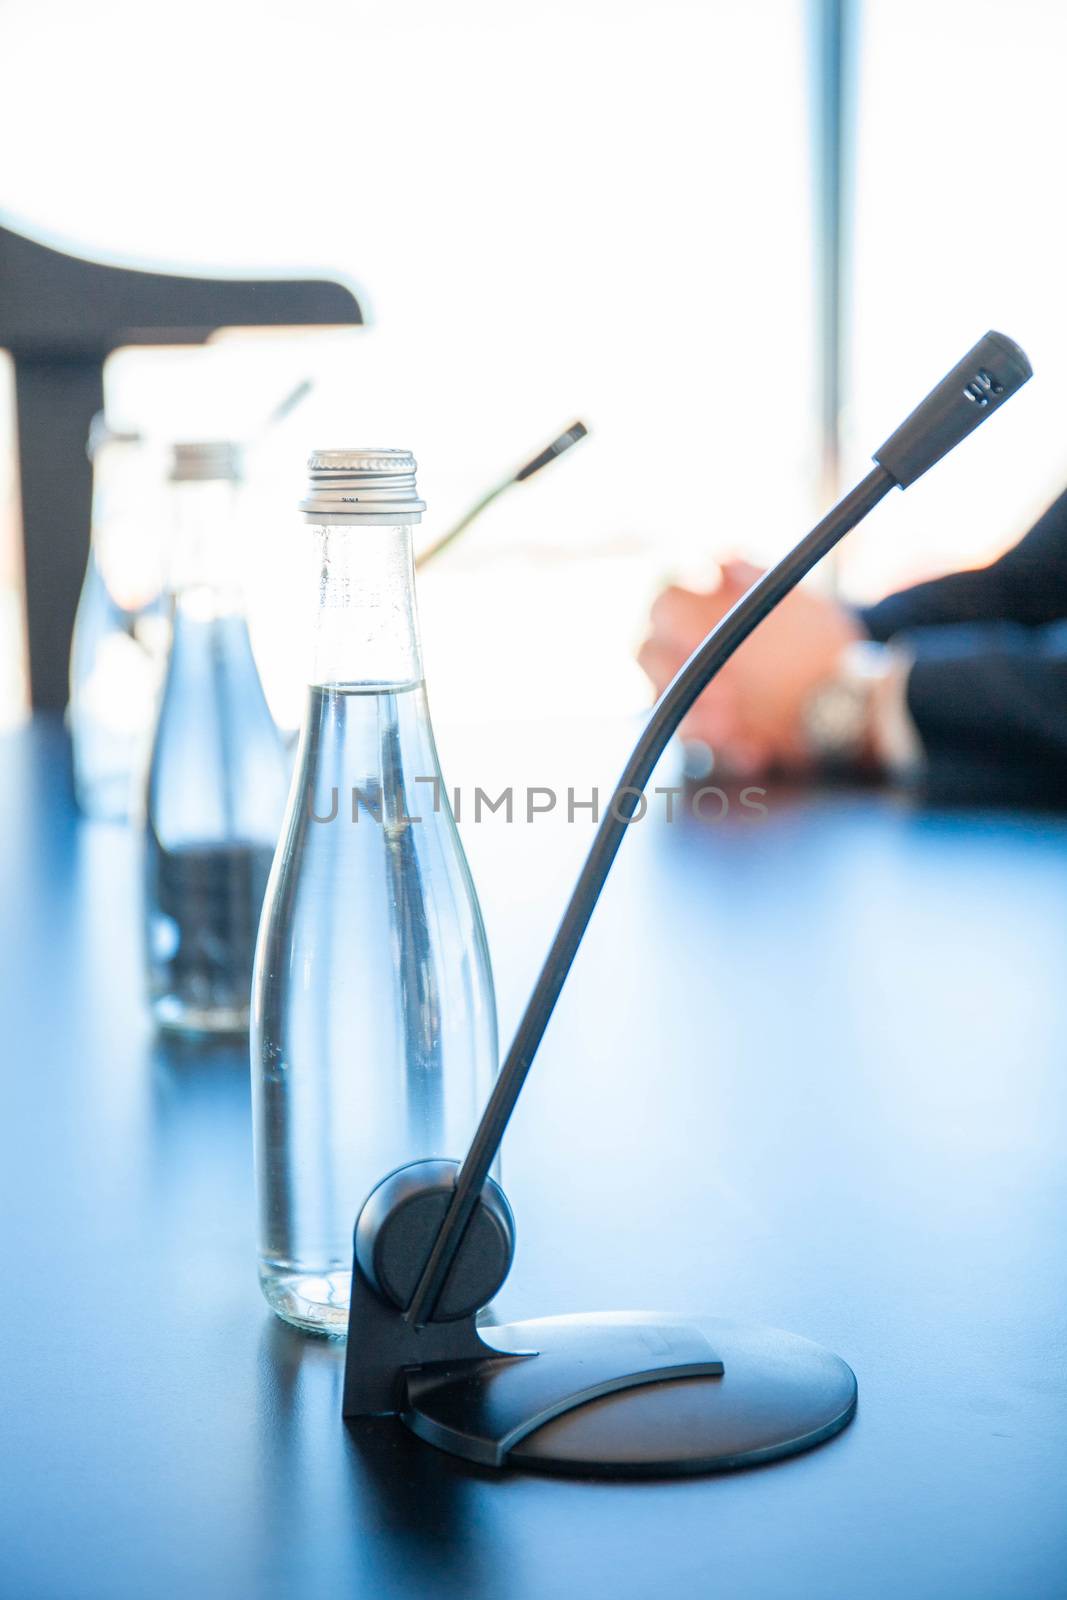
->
(342, 332, 1032, 1476)
(415, 421, 589, 569)
(404, 330, 1031, 1326)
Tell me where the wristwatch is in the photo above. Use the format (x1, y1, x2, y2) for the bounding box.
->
(801, 640, 894, 769)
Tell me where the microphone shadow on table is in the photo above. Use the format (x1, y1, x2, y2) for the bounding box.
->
(149, 1034, 513, 1592)
(259, 1313, 515, 1598)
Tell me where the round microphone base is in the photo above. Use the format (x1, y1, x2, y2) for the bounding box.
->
(402, 1311, 857, 1477)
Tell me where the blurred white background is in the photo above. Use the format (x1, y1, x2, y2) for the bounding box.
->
(1, 0, 1065, 730)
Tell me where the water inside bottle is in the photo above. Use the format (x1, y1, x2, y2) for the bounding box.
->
(147, 835, 275, 1033)
(253, 680, 497, 1335)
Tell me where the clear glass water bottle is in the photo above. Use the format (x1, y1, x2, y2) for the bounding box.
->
(251, 448, 498, 1335)
(69, 416, 166, 821)
(145, 441, 290, 1035)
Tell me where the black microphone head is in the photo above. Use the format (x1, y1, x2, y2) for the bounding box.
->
(873, 330, 1032, 490)
(513, 421, 589, 483)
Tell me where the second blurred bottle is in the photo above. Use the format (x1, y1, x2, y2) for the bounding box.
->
(145, 441, 290, 1035)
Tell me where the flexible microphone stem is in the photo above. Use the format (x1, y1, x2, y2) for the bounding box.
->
(404, 329, 1032, 1327)
(404, 464, 895, 1325)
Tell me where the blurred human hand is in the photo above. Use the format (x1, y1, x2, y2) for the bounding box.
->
(637, 559, 864, 775)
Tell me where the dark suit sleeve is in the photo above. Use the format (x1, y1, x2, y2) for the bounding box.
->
(860, 484, 1067, 641)
(900, 622, 1067, 804)
(856, 486, 1067, 805)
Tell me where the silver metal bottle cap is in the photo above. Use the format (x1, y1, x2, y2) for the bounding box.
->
(300, 448, 425, 523)
(169, 440, 245, 483)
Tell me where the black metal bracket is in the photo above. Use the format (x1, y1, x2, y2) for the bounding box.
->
(0, 217, 363, 708)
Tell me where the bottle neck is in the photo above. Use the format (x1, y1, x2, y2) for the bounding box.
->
(167, 478, 244, 613)
(309, 520, 423, 688)
(89, 437, 164, 612)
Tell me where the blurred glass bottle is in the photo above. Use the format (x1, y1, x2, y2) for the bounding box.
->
(69, 416, 166, 821)
(145, 441, 290, 1036)
(251, 449, 498, 1334)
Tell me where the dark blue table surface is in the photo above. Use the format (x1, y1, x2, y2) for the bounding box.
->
(2, 716, 1066, 1600)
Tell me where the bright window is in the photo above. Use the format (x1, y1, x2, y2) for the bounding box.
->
(0, 0, 815, 727)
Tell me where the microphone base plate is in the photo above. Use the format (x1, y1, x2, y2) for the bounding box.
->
(401, 1311, 857, 1477)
